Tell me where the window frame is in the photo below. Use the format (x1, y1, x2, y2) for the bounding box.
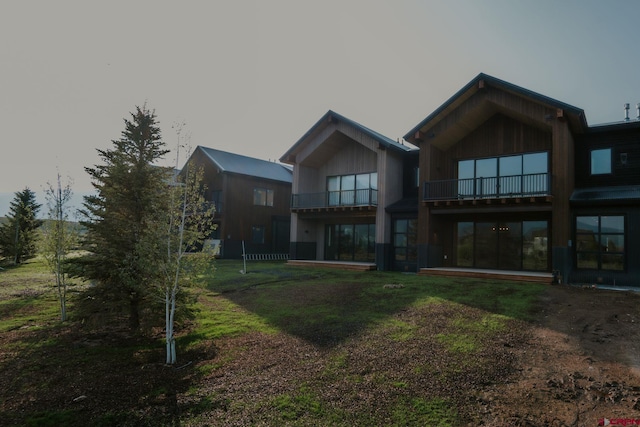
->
(590, 148, 612, 176)
(253, 187, 274, 207)
(457, 151, 549, 198)
(575, 214, 625, 271)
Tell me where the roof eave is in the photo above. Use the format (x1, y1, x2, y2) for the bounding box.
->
(404, 73, 588, 143)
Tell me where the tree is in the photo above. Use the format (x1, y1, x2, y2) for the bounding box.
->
(41, 174, 77, 321)
(159, 146, 216, 364)
(73, 105, 171, 331)
(0, 188, 42, 265)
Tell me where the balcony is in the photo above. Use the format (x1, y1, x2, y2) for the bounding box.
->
(292, 189, 378, 211)
(423, 173, 551, 203)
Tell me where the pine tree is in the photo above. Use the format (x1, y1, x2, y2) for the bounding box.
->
(0, 188, 42, 265)
(73, 106, 171, 331)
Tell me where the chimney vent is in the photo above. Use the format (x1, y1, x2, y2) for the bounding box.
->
(636, 103, 640, 120)
(624, 103, 630, 121)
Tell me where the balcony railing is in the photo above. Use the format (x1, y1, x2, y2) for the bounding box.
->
(423, 173, 551, 201)
(292, 188, 378, 209)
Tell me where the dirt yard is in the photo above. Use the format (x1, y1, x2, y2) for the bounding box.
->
(1, 282, 640, 426)
(478, 284, 640, 425)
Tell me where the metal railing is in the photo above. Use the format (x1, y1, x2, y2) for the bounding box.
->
(292, 188, 378, 209)
(423, 173, 551, 201)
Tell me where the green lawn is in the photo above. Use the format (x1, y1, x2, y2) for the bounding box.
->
(0, 257, 546, 426)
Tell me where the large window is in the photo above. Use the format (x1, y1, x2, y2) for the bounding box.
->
(458, 152, 548, 198)
(576, 215, 624, 271)
(327, 172, 377, 206)
(590, 148, 612, 175)
(393, 219, 418, 263)
(253, 188, 274, 206)
(455, 220, 548, 271)
(325, 223, 375, 262)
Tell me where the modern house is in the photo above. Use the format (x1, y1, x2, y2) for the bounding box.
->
(404, 73, 640, 287)
(183, 146, 293, 259)
(570, 114, 640, 287)
(280, 74, 639, 286)
(279, 110, 418, 271)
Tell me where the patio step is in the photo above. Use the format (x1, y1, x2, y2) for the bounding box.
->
(419, 268, 553, 285)
(287, 260, 377, 271)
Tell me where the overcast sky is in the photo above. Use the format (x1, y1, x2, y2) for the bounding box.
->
(2, 0, 639, 214)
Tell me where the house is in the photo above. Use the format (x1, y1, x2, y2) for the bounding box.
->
(279, 110, 418, 271)
(280, 74, 640, 286)
(570, 113, 640, 287)
(404, 73, 640, 287)
(183, 146, 293, 259)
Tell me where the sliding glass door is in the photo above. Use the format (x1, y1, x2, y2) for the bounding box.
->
(457, 220, 547, 271)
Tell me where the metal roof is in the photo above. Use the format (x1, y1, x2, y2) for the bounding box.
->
(571, 185, 640, 203)
(404, 72, 587, 141)
(196, 146, 292, 183)
(280, 110, 416, 164)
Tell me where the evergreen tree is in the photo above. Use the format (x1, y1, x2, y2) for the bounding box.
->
(0, 188, 42, 265)
(72, 106, 171, 331)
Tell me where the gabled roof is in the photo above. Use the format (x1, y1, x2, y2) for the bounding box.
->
(195, 146, 292, 183)
(280, 110, 415, 165)
(404, 73, 588, 143)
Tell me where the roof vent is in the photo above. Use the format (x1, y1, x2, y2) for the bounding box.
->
(624, 103, 630, 121)
(636, 103, 640, 120)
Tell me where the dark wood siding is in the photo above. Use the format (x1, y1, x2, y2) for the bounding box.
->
(450, 114, 551, 165)
(223, 173, 291, 254)
(575, 126, 640, 188)
(425, 114, 552, 182)
(189, 149, 292, 257)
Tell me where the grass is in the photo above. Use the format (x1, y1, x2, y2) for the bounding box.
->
(203, 260, 544, 347)
(1, 257, 548, 426)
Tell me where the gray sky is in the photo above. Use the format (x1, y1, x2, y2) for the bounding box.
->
(2, 1, 639, 213)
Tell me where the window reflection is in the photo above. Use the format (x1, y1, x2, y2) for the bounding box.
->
(457, 152, 548, 198)
(575, 215, 624, 271)
(590, 148, 612, 175)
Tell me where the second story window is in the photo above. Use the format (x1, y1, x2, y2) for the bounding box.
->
(253, 188, 274, 206)
(327, 172, 378, 206)
(211, 190, 222, 213)
(457, 152, 548, 198)
(590, 148, 612, 175)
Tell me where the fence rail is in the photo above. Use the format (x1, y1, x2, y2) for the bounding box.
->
(242, 253, 290, 261)
(423, 173, 551, 201)
(292, 188, 378, 209)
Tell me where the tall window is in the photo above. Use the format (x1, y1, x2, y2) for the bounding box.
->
(458, 152, 548, 198)
(325, 223, 375, 262)
(590, 148, 612, 175)
(393, 219, 418, 264)
(211, 190, 222, 213)
(327, 172, 377, 206)
(253, 188, 274, 206)
(576, 215, 624, 271)
(455, 220, 548, 271)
